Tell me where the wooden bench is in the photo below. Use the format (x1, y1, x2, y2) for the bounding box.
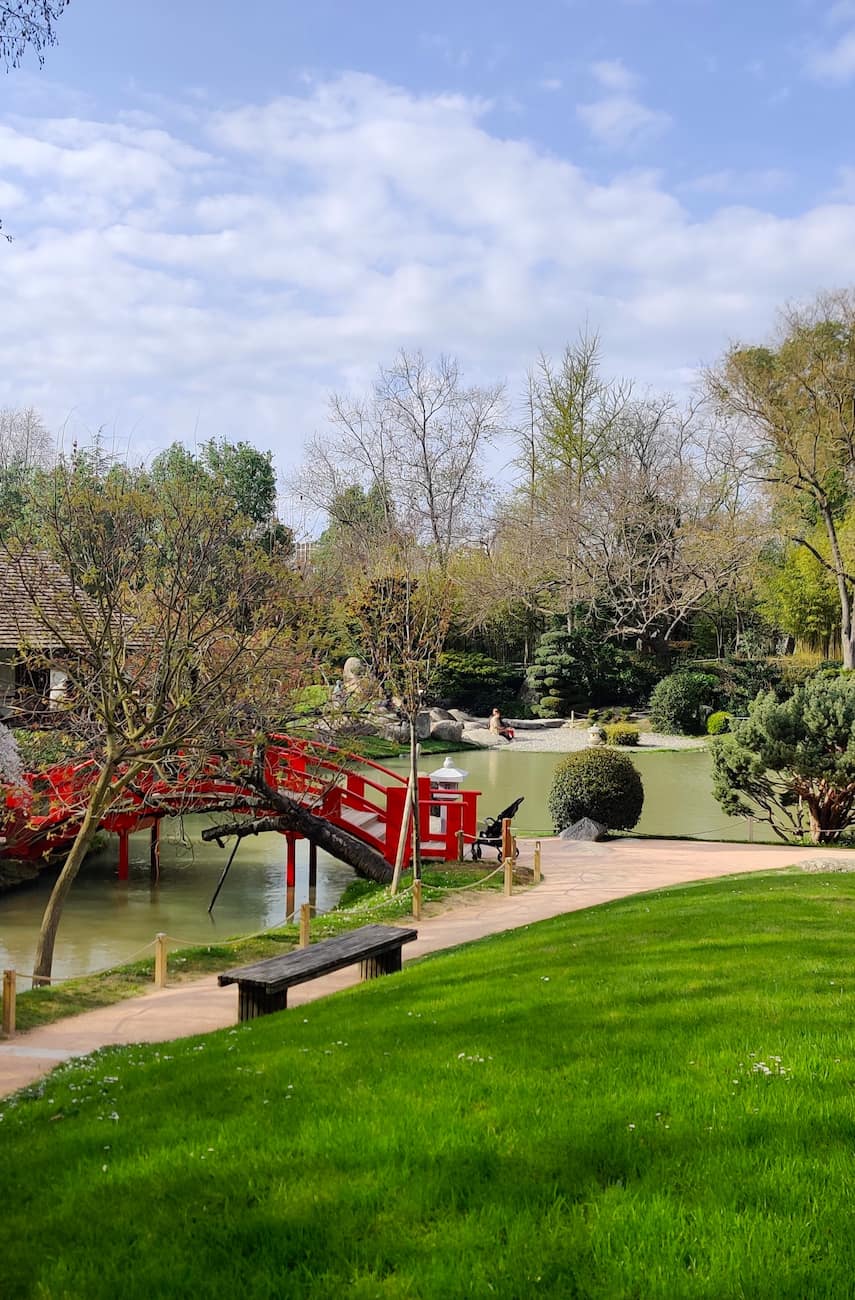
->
(218, 923, 418, 1022)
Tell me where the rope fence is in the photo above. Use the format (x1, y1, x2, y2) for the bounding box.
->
(1, 827, 542, 1039)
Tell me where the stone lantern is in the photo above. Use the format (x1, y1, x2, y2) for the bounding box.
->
(428, 756, 468, 836)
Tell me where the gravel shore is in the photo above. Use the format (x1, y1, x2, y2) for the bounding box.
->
(460, 719, 706, 753)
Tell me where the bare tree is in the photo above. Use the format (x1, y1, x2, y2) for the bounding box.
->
(489, 362, 762, 651)
(347, 562, 451, 889)
(297, 350, 506, 570)
(1, 1, 72, 240)
(0, 1, 69, 69)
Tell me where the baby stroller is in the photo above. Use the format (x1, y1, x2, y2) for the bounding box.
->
(470, 796, 525, 861)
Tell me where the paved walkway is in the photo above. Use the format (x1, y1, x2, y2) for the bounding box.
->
(2, 837, 852, 1097)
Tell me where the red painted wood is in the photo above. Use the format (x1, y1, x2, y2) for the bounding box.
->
(1, 735, 481, 869)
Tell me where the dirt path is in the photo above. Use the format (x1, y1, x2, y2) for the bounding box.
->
(1, 836, 851, 1098)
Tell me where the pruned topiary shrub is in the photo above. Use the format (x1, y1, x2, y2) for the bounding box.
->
(706, 710, 732, 736)
(647, 671, 721, 735)
(604, 722, 640, 746)
(548, 748, 644, 832)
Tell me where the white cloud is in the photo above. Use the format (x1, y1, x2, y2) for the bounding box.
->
(682, 169, 792, 196)
(577, 59, 671, 148)
(807, 27, 855, 81)
(807, 3, 855, 82)
(1, 73, 855, 479)
(590, 59, 638, 94)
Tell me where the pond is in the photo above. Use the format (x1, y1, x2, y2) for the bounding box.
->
(0, 819, 354, 984)
(0, 746, 761, 982)
(389, 747, 768, 842)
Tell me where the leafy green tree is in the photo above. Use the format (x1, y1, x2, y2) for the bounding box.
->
(758, 537, 840, 654)
(710, 291, 855, 667)
(151, 439, 280, 529)
(712, 674, 855, 843)
(3, 458, 302, 981)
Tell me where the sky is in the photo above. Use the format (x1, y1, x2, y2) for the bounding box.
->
(2, 0, 855, 527)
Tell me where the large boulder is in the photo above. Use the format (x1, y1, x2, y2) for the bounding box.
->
(429, 719, 465, 743)
(342, 656, 378, 700)
(559, 818, 607, 841)
(380, 720, 410, 745)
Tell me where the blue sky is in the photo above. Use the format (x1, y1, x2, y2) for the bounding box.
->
(2, 0, 854, 524)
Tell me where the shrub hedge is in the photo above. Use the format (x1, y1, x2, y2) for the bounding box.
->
(604, 722, 640, 746)
(648, 670, 721, 735)
(547, 748, 644, 832)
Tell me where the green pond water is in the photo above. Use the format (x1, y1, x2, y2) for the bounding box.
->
(0, 747, 760, 981)
(397, 746, 768, 841)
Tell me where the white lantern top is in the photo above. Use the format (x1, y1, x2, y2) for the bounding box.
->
(429, 755, 468, 785)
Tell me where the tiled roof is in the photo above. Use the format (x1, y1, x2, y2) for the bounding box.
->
(0, 550, 102, 651)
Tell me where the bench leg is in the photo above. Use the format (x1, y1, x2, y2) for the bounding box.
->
(360, 946, 403, 981)
(238, 985, 288, 1021)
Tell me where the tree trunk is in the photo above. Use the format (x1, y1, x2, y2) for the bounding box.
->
(409, 725, 421, 882)
(238, 775, 393, 884)
(33, 761, 117, 983)
(820, 504, 855, 669)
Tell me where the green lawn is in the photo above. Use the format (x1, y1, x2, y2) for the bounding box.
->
(2, 872, 854, 1298)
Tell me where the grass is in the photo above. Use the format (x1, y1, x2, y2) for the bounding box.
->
(347, 734, 483, 761)
(2, 871, 854, 1297)
(8, 866, 506, 1034)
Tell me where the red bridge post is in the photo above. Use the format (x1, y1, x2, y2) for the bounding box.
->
(117, 830, 130, 881)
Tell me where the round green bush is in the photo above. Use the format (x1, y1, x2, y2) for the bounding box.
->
(547, 748, 644, 832)
(648, 671, 721, 735)
(706, 710, 732, 736)
(604, 722, 640, 746)
(537, 695, 565, 718)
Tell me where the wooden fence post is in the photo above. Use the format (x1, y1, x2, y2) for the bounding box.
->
(299, 903, 311, 948)
(503, 857, 513, 897)
(533, 840, 542, 884)
(413, 878, 423, 920)
(154, 933, 167, 988)
(501, 818, 513, 862)
(2, 969, 15, 1037)
(456, 829, 465, 863)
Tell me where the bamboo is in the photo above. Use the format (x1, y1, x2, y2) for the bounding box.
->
(503, 857, 513, 897)
(299, 902, 311, 948)
(534, 840, 542, 884)
(154, 933, 167, 988)
(413, 878, 423, 920)
(2, 969, 15, 1037)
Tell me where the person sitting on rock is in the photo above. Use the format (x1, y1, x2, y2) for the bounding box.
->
(489, 708, 515, 742)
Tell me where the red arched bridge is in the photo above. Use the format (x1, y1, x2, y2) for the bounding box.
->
(1, 736, 481, 881)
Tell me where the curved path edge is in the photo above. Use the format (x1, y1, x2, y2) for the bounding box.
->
(2, 837, 851, 1097)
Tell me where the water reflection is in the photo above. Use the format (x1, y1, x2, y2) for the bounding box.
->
(0, 815, 355, 982)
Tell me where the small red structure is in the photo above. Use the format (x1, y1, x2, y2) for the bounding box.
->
(0, 736, 481, 874)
